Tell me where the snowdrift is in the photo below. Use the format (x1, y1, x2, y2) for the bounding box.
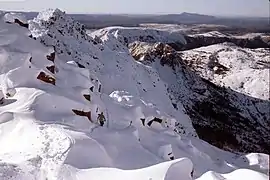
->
(0, 9, 269, 180)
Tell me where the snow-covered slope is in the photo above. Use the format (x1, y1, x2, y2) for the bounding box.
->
(28, 9, 196, 136)
(91, 26, 187, 48)
(109, 24, 270, 153)
(0, 9, 269, 180)
(127, 41, 269, 153)
(197, 169, 269, 180)
(3, 12, 28, 24)
(189, 31, 230, 38)
(182, 43, 270, 100)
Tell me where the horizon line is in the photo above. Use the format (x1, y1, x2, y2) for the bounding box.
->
(1, 9, 269, 19)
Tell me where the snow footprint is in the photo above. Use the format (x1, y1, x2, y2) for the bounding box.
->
(38, 125, 72, 180)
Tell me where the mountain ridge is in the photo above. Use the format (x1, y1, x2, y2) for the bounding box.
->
(0, 9, 269, 180)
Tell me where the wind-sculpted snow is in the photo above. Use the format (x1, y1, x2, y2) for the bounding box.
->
(60, 158, 194, 180)
(28, 9, 196, 136)
(197, 169, 268, 180)
(0, 10, 269, 180)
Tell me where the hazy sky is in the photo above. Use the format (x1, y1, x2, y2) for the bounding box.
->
(0, 0, 269, 17)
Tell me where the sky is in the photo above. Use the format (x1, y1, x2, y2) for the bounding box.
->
(0, 0, 269, 17)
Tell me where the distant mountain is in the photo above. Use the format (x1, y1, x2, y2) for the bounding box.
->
(153, 12, 216, 24)
(1, 10, 268, 29)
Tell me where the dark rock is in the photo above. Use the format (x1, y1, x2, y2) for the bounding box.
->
(46, 52, 56, 62)
(147, 117, 163, 127)
(14, 19, 29, 28)
(37, 72, 55, 85)
(72, 109, 92, 122)
(46, 65, 55, 74)
(83, 94, 91, 101)
(140, 118, 146, 126)
(75, 62, 85, 68)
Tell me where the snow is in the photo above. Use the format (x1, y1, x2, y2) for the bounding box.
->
(197, 169, 269, 180)
(91, 26, 187, 46)
(234, 33, 266, 39)
(60, 158, 193, 180)
(139, 24, 188, 33)
(139, 24, 229, 35)
(182, 43, 270, 100)
(2, 12, 27, 24)
(189, 31, 230, 38)
(0, 9, 269, 180)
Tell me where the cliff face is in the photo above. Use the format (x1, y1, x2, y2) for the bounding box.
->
(128, 41, 270, 153)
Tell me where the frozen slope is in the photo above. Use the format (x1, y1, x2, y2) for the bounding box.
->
(182, 43, 270, 100)
(28, 8, 196, 136)
(0, 10, 269, 180)
(127, 41, 269, 153)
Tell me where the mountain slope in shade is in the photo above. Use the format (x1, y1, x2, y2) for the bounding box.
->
(0, 9, 269, 180)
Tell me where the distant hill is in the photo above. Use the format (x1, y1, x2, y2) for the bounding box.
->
(152, 12, 216, 23)
(0, 10, 268, 29)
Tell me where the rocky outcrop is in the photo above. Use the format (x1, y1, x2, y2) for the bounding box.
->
(14, 19, 29, 28)
(46, 52, 56, 62)
(72, 109, 92, 122)
(129, 42, 182, 70)
(83, 94, 91, 101)
(37, 72, 55, 85)
(46, 65, 55, 74)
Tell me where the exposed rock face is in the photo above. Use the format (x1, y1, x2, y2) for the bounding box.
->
(46, 65, 55, 74)
(83, 94, 91, 101)
(37, 72, 55, 85)
(185, 79, 270, 153)
(129, 41, 270, 153)
(14, 19, 29, 28)
(170, 35, 270, 51)
(72, 109, 92, 122)
(46, 52, 56, 62)
(129, 42, 182, 70)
